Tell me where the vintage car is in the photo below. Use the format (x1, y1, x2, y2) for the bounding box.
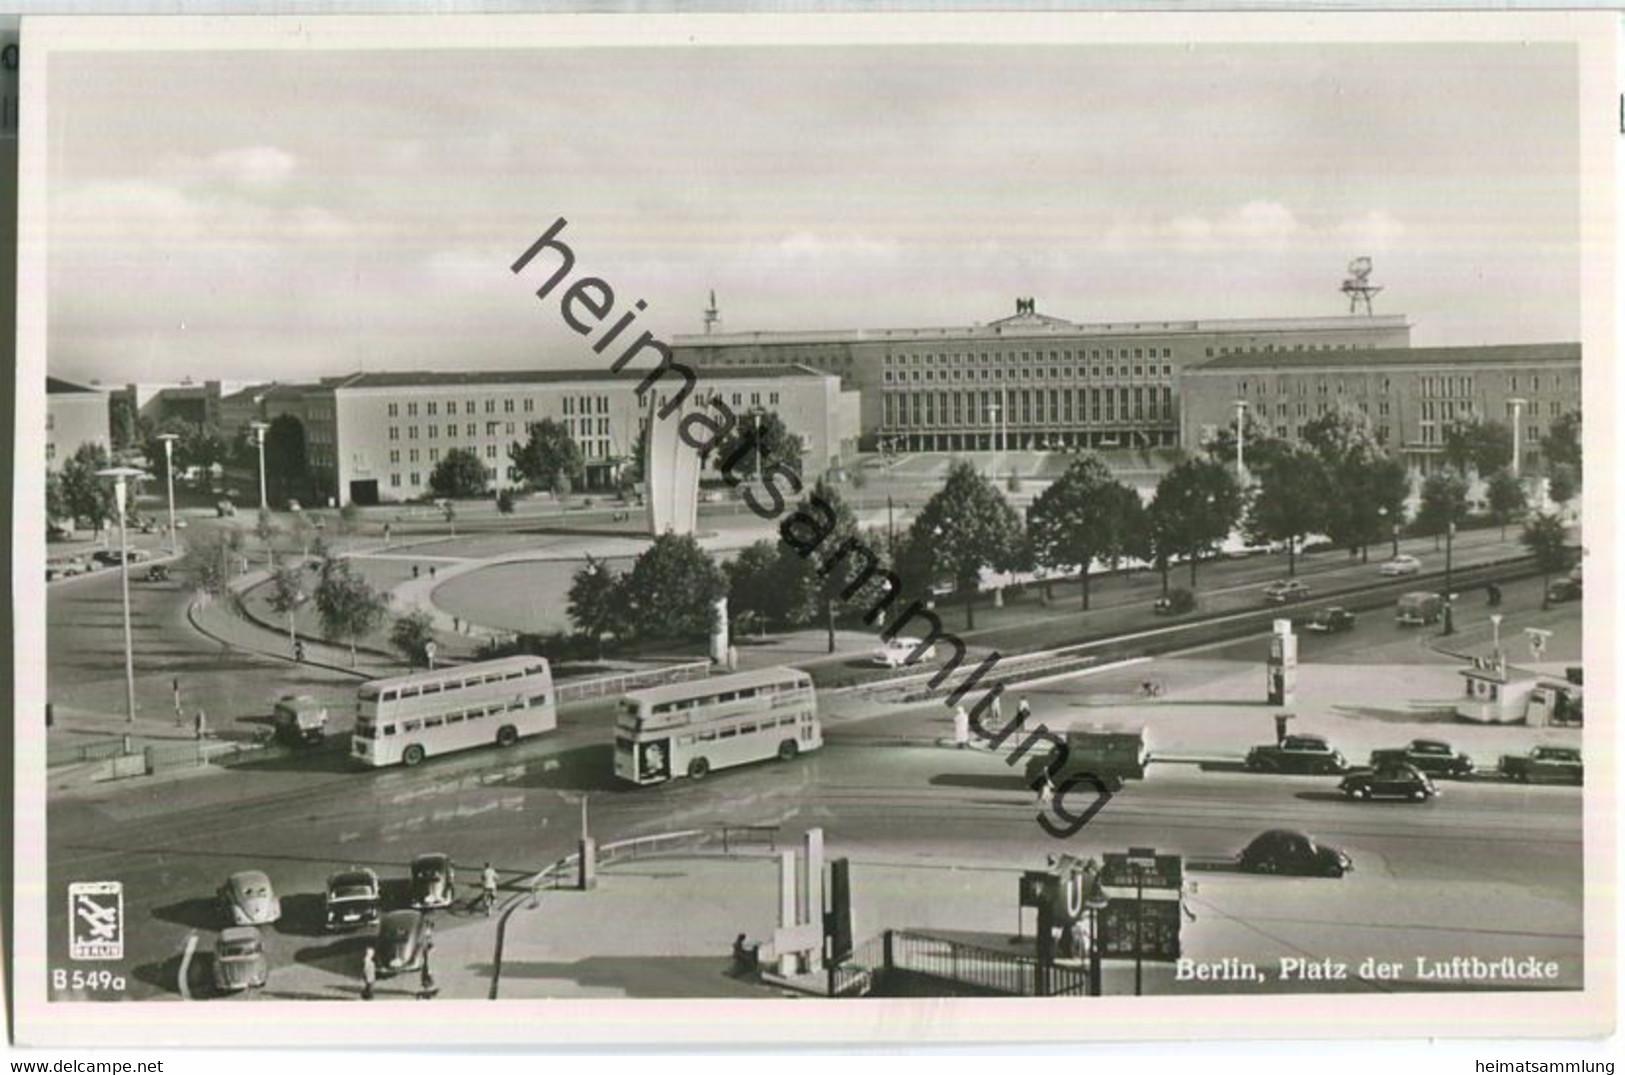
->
(1396, 591, 1445, 626)
(1305, 607, 1356, 633)
(1546, 576, 1582, 603)
(1152, 588, 1197, 616)
(1245, 734, 1348, 775)
(210, 926, 269, 993)
(872, 636, 938, 668)
(1263, 580, 1312, 605)
(219, 870, 281, 927)
(410, 854, 457, 910)
(1499, 745, 1583, 785)
(143, 563, 171, 582)
(376, 909, 433, 977)
(1369, 739, 1475, 778)
(1379, 554, 1423, 577)
(324, 867, 382, 932)
(1339, 762, 1437, 802)
(1238, 830, 1352, 878)
(273, 695, 329, 746)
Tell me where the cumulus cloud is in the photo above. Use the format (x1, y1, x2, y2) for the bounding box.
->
(1105, 200, 1404, 256)
(206, 146, 298, 190)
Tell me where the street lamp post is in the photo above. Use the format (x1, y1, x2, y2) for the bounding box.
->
(986, 401, 1000, 453)
(157, 432, 180, 556)
(1490, 613, 1504, 670)
(1442, 520, 1457, 636)
(98, 466, 149, 725)
(250, 421, 271, 512)
(1508, 398, 1528, 476)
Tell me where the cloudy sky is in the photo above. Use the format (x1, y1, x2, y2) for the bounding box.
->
(46, 42, 1579, 385)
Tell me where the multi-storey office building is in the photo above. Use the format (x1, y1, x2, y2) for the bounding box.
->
(673, 301, 1412, 451)
(1179, 342, 1582, 472)
(300, 365, 856, 506)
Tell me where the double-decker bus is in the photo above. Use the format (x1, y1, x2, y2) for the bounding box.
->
(351, 656, 556, 768)
(613, 666, 821, 784)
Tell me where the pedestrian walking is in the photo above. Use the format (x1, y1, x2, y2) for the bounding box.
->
(412, 564, 420, 579)
(194, 709, 207, 741)
(429, 565, 436, 580)
(1035, 771, 1055, 809)
(990, 692, 1004, 723)
(452, 615, 460, 633)
(172, 678, 183, 726)
(1016, 696, 1033, 729)
(294, 639, 306, 662)
(360, 946, 377, 1001)
(953, 704, 970, 749)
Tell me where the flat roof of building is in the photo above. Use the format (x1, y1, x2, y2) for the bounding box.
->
(46, 376, 103, 395)
(1187, 342, 1581, 373)
(672, 313, 1412, 349)
(331, 364, 834, 391)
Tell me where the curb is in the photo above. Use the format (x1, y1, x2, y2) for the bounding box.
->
(184, 592, 369, 680)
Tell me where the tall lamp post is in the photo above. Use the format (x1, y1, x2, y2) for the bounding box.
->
(1508, 398, 1528, 476)
(986, 401, 1000, 453)
(250, 421, 271, 512)
(97, 466, 149, 724)
(1442, 520, 1457, 636)
(157, 432, 180, 556)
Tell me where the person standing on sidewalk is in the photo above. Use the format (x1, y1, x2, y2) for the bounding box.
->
(360, 946, 377, 1001)
(953, 704, 970, 749)
(1016, 696, 1033, 730)
(194, 710, 207, 741)
(172, 678, 183, 727)
(1035, 771, 1055, 810)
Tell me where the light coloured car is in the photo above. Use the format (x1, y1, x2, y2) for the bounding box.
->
(1379, 554, 1422, 577)
(872, 636, 938, 668)
(218, 870, 281, 927)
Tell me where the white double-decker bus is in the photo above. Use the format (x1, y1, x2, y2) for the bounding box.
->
(351, 656, 556, 768)
(614, 666, 821, 784)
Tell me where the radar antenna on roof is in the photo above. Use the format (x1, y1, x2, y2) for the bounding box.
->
(1340, 256, 1382, 316)
(703, 290, 721, 335)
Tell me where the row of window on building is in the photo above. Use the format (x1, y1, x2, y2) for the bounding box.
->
(885, 362, 1175, 385)
(885, 346, 1177, 367)
(883, 386, 1175, 428)
(1205, 341, 1379, 358)
(385, 417, 615, 442)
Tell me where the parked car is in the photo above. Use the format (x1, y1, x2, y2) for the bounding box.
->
(1238, 830, 1352, 877)
(324, 867, 381, 932)
(1369, 739, 1475, 778)
(210, 926, 269, 993)
(872, 636, 938, 668)
(1339, 762, 1437, 802)
(217, 500, 238, 518)
(410, 854, 457, 910)
(47, 557, 90, 580)
(90, 549, 124, 566)
(376, 909, 432, 977)
(1245, 734, 1347, 775)
(1396, 591, 1444, 626)
(1153, 588, 1197, 616)
(1306, 606, 1356, 633)
(1499, 745, 1583, 785)
(143, 563, 170, 582)
(1263, 580, 1311, 605)
(1379, 554, 1423, 577)
(218, 870, 281, 926)
(1546, 576, 1582, 603)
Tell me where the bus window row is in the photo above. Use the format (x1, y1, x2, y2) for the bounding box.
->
(372, 664, 543, 703)
(649, 680, 813, 716)
(675, 712, 808, 746)
(371, 695, 546, 737)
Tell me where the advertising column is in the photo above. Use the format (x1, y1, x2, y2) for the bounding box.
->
(1267, 618, 1297, 706)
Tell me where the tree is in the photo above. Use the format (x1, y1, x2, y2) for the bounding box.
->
(622, 533, 727, 641)
(496, 488, 517, 515)
(263, 415, 311, 505)
(58, 443, 117, 537)
(1244, 447, 1331, 577)
(390, 609, 437, 668)
(429, 447, 488, 500)
(1442, 418, 1514, 478)
(509, 418, 584, 495)
(906, 460, 1023, 629)
(1302, 405, 1405, 561)
(1521, 512, 1571, 610)
(109, 395, 138, 451)
(181, 529, 245, 598)
(567, 555, 624, 656)
(1204, 410, 1291, 475)
(711, 410, 803, 480)
(1149, 457, 1242, 587)
(1485, 468, 1529, 540)
(254, 508, 280, 567)
(725, 540, 795, 637)
(314, 559, 389, 667)
(1027, 455, 1147, 608)
(266, 563, 305, 645)
(1416, 470, 1470, 551)
(1543, 411, 1582, 472)
(46, 470, 67, 525)
(777, 479, 861, 652)
(1548, 463, 1580, 507)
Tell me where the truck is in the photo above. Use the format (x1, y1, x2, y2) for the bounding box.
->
(1396, 591, 1443, 626)
(1023, 724, 1149, 791)
(272, 694, 329, 746)
(1498, 745, 1583, 785)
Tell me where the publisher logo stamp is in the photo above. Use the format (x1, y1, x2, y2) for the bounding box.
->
(68, 881, 123, 961)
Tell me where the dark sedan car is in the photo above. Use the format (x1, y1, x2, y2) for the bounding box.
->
(410, 854, 456, 911)
(1305, 607, 1356, 633)
(324, 867, 381, 932)
(1239, 830, 1352, 878)
(1245, 734, 1348, 775)
(376, 909, 433, 977)
(1339, 762, 1437, 802)
(1369, 739, 1475, 778)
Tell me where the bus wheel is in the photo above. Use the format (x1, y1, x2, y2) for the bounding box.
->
(496, 725, 518, 748)
(402, 744, 425, 767)
(778, 740, 799, 761)
(688, 757, 710, 780)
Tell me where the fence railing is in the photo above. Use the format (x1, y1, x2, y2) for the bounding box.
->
(556, 660, 711, 704)
(829, 929, 1093, 998)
